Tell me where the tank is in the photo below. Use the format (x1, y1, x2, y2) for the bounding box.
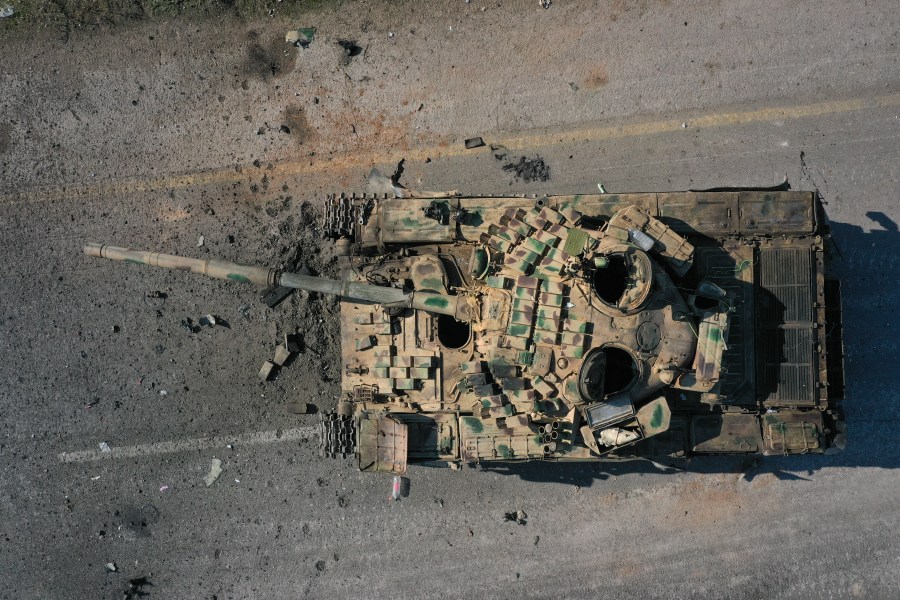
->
(84, 189, 846, 475)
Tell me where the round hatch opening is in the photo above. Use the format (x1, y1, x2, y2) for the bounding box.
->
(577, 346, 640, 403)
(589, 246, 653, 314)
(591, 254, 629, 304)
(437, 314, 471, 349)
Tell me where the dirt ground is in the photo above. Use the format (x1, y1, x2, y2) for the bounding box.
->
(1, 1, 899, 599)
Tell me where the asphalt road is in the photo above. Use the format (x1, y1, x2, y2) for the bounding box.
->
(1, 1, 898, 599)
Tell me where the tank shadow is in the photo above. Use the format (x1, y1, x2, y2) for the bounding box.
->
(472, 213, 900, 487)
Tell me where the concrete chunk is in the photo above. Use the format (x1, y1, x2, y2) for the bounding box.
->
(273, 344, 292, 366)
(258, 360, 276, 381)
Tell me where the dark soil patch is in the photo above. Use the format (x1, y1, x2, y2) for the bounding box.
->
(282, 105, 316, 145)
(244, 30, 297, 80)
(499, 154, 551, 183)
(0, 124, 10, 154)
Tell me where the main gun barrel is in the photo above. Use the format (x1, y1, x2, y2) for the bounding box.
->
(84, 242, 462, 317)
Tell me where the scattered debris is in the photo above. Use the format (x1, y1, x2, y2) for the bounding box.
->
(99, 442, 111, 453)
(285, 333, 302, 353)
(143, 290, 167, 308)
(124, 576, 152, 600)
(389, 475, 411, 501)
(0, 5, 14, 18)
(198, 314, 216, 327)
(238, 305, 252, 319)
(261, 285, 295, 309)
(682, 122, 688, 128)
(597, 182, 607, 193)
(91, 475, 101, 480)
(285, 27, 316, 48)
(503, 510, 528, 525)
(197, 235, 204, 247)
(85, 398, 100, 409)
(286, 402, 315, 414)
(181, 317, 200, 333)
(258, 360, 276, 381)
(105, 562, 118, 573)
(498, 154, 551, 183)
(569, 82, 579, 92)
(533, 535, 540, 546)
(464, 136, 485, 149)
(540, 0, 551, 7)
(158, 389, 167, 397)
(159, 485, 169, 492)
(448, 462, 460, 471)
(273, 344, 292, 366)
(388, 32, 395, 38)
(204, 458, 223, 487)
(112, 325, 121, 333)
(337, 40, 363, 65)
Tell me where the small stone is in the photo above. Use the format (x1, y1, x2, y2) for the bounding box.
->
(105, 562, 117, 572)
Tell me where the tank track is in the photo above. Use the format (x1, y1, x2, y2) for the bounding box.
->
(322, 193, 378, 240)
(319, 412, 356, 459)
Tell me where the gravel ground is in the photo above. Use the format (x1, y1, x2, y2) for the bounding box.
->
(1, 1, 898, 599)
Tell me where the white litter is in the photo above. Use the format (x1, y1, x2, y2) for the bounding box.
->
(204, 458, 223, 487)
(99, 442, 111, 453)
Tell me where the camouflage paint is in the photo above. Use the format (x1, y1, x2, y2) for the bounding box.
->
(423, 296, 450, 309)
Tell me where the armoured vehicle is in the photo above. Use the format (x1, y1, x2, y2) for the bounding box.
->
(84, 189, 845, 475)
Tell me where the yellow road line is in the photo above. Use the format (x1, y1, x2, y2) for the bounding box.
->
(5, 91, 900, 205)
